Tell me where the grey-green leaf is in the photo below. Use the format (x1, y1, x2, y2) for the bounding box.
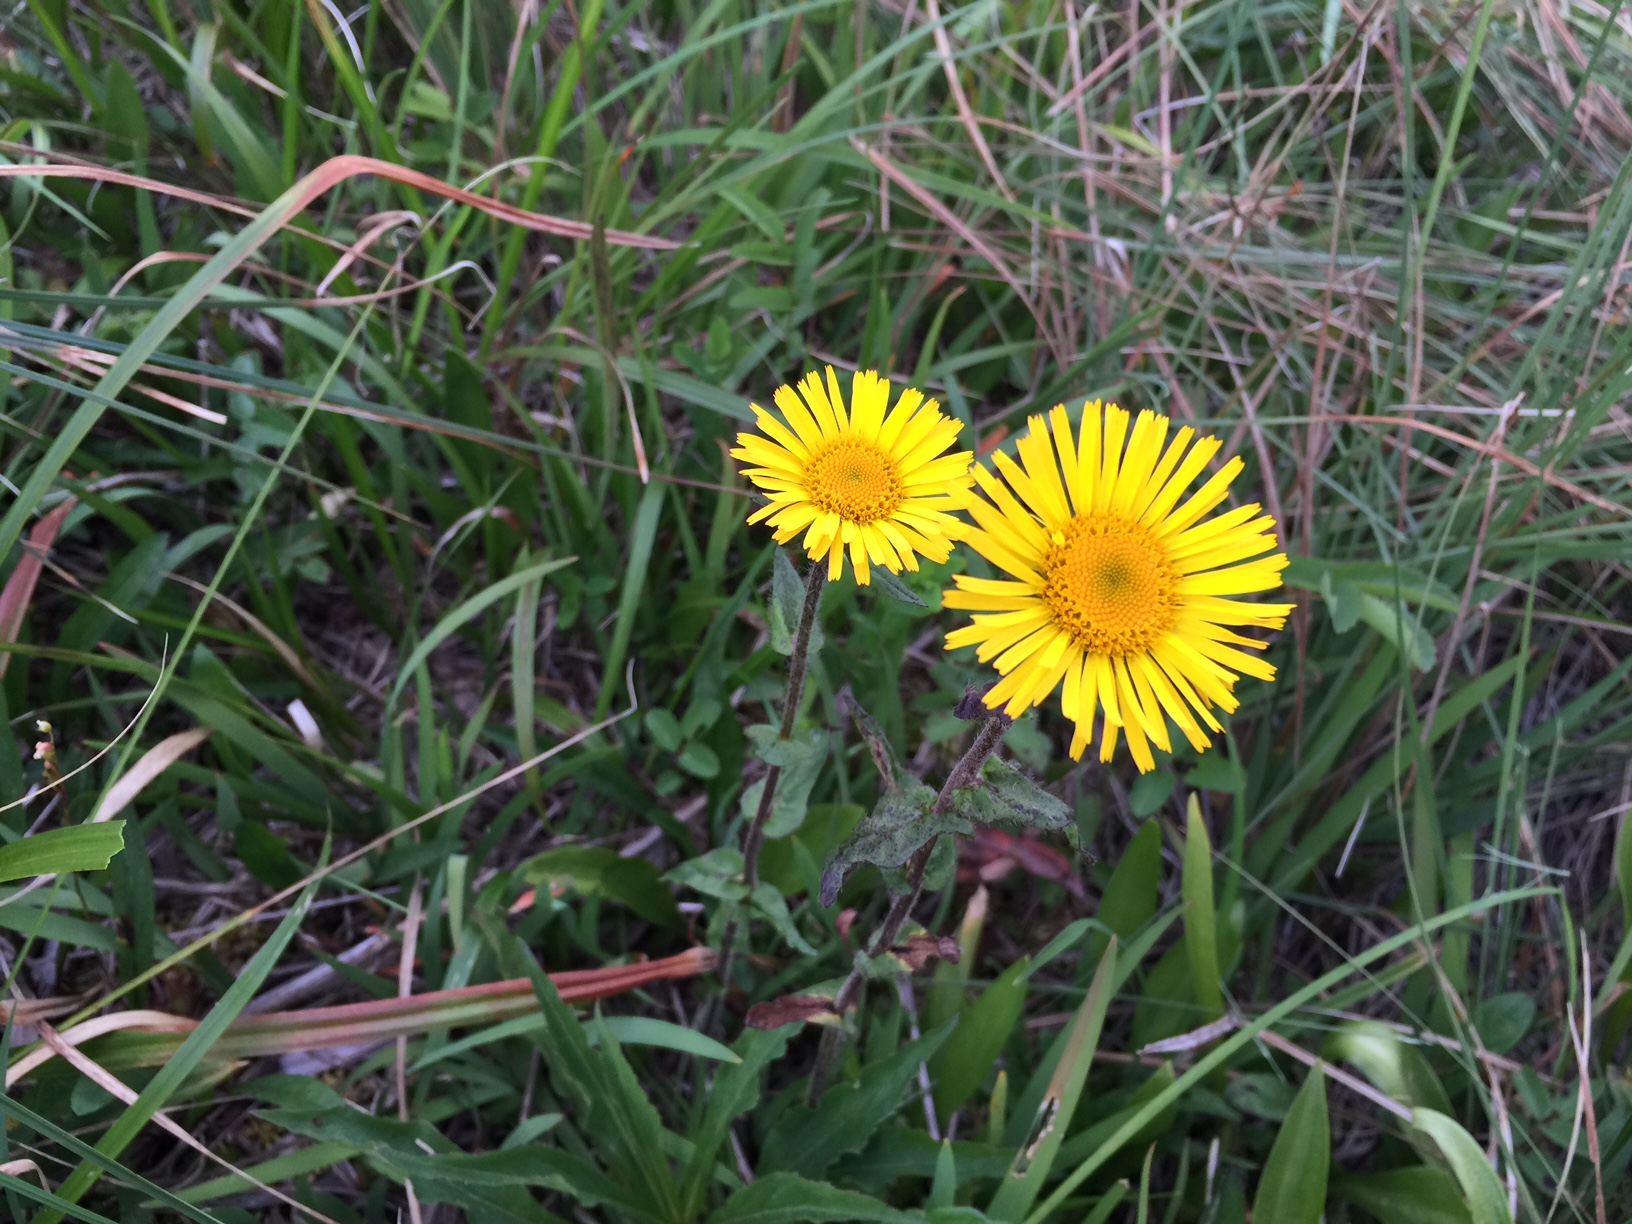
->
(819, 779, 957, 907)
(867, 567, 928, 608)
(952, 758, 1075, 841)
(769, 549, 823, 655)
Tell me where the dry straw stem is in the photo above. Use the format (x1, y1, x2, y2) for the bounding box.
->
(8, 947, 717, 1086)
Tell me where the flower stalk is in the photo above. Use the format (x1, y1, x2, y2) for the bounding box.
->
(809, 709, 1011, 1102)
(742, 556, 826, 890)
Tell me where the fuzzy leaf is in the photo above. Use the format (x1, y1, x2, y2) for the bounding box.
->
(819, 779, 959, 907)
(769, 549, 823, 656)
(741, 728, 827, 839)
(868, 567, 928, 608)
(952, 758, 1075, 842)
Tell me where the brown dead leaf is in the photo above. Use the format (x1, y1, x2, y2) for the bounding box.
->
(892, 933, 961, 972)
(745, 994, 841, 1030)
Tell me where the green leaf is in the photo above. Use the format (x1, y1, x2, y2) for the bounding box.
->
(680, 1028, 791, 1218)
(751, 882, 817, 955)
(1185, 754, 1245, 795)
(1354, 592, 1436, 670)
(758, 1021, 956, 1179)
(521, 845, 682, 930)
(678, 741, 722, 779)
(646, 709, 685, 752)
(1410, 1110, 1512, 1224)
(769, 549, 824, 655)
(842, 691, 913, 789)
(1250, 1066, 1329, 1224)
(1322, 1021, 1453, 1116)
(987, 938, 1118, 1222)
(1087, 819, 1161, 971)
(933, 957, 1029, 1122)
(1332, 1167, 1474, 1224)
(666, 847, 748, 901)
(1129, 770, 1174, 817)
(952, 758, 1075, 842)
(511, 942, 681, 1221)
(0, 822, 125, 883)
(1470, 992, 1535, 1056)
(741, 728, 827, 838)
(1182, 796, 1222, 1020)
(868, 567, 928, 608)
(706, 1173, 920, 1224)
(819, 779, 958, 908)
(597, 1016, 742, 1064)
(260, 1106, 589, 1222)
(760, 803, 865, 899)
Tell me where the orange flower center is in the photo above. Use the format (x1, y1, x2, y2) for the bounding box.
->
(804, 439, 904, 524)
(1042, 514, 1178, 655)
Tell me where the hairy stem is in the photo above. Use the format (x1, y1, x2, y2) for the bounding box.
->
(705, 558, 825, 1029)
(742, 557, 825, 890)
(810, 710, 1010, 1102)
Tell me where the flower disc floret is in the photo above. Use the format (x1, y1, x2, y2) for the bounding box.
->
(731, 367, 973, 584)
(1041, 514, 1178, 656)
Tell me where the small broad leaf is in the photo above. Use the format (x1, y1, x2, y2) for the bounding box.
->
(867, 566, 928, 608)
(706, 1172, 919, 1224)
(678, 741, 721, 779)
(741, 729, 827, 839)
(1318, 571, 1365, 632)
(665, 847, 748, 901)
(521, 846, 682, 930)
(1185, 753, 1245, 795)
(0, 822, 126, 883)
(819, 779, 959, 907)
(747, 724, 819, 767)
(769, 549, 824, 656)
(751, 882, 817, 955)
(645, 708, 685, 752)
(1129, 769, 1174, 817)
(952, 757, 1075, 842)
(1250, 1065, 1329, 1224)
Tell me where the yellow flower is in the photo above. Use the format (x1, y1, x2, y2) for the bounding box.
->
(731, 367, 974, 584)
(942, 402, 1293, 772)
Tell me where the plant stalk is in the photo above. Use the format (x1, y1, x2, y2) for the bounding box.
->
(703, 557, 825, 1031)
(810, 710, 1010, 1101)
(742, 556, 826, 890)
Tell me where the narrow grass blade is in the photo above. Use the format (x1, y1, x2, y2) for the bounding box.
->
(988, 937, 1117, 1222)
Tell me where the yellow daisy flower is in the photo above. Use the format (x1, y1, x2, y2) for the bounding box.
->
(731, 367, 974, 584)
(942, 402, 1293, 772)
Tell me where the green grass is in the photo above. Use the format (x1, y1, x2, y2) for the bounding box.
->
(0, 0, 1630, 1220)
